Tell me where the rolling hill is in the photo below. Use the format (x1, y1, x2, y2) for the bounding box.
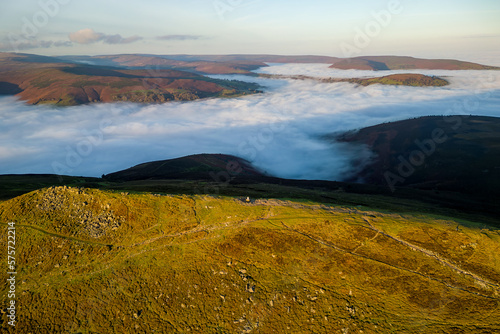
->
(61, 54, 499, 72)
(329, 56, 500, 71)
(66, 54, 267, 75)
(1, 145, 499, 227)
(103, 154, 266, 182)
(1, 53, 497, 106)
(259, 73, 450, 87)
(344, 73, 449, 86)
(59, 54, 341, 71)
(1, 124, 500, 332)
(0, 186, 499, 333)
(334, 116, 500, 197)
(0, 53, 262, 105)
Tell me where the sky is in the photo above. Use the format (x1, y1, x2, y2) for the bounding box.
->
(0, 0, 499, 64)
(1, 65, 499, 181)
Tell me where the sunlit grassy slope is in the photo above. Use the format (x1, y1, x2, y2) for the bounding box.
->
(1, 187, 499, 333)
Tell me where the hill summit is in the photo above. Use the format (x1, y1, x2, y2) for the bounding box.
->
(103, 154, 265, 181)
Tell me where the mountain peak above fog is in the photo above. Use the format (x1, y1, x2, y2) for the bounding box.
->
(329, 55, 499, 71)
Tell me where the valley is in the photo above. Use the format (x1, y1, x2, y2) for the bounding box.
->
(1, 0, 500, 332)
(1, 53, 497, 106)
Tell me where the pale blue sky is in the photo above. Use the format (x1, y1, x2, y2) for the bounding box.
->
(0, 0, 499, 63)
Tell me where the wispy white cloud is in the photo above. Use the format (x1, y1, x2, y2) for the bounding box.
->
(102, 34, 143, 44)
(156, 34, 205, 41)
(53, 40, 73, 47)
(69, 28, 142, 45)
(0, 39, 73, 51)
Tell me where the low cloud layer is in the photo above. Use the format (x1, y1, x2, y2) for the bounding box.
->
(0, 38, 73, 51)
(1, 65, 499, 181)
(69, 28, 142, 45)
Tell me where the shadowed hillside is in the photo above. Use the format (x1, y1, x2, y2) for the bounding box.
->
(335, 116, 500, 197)
(103, 154, 265, 182)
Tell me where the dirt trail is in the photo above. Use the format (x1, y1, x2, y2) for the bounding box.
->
(0, 221, 114, 248)
(362, 218, 500, 290)
(271, 220, 500, 300)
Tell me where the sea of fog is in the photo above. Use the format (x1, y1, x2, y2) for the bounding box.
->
(1, 63, 500, 180)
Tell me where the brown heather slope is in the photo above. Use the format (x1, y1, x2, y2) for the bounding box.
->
(0, 53, 262, 105)
(87, 54, 267, 74)
(260, 73, 449, 87)
(40, 54, 500, 74)
(330, 56, 500, 71)
(0, 187, 499, 333)
(345, 73, 449, 86)
(158, 54, 341, 64)
(60, 54, 341, 73)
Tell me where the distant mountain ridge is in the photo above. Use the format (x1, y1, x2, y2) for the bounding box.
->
(58, 53, 499, 71)
(59, 54, 341, 70)
(329, 56, 499, 71)
(1, 52, 498, 106)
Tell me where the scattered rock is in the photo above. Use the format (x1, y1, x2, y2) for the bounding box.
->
(246, 284, 255, 293)
(33, 187, 125, 238)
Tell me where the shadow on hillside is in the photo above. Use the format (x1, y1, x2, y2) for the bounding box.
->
(62, 66, 141, 78)
(0, 82, 22, 95)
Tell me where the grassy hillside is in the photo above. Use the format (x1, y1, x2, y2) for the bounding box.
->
(1, 187, 499, 333)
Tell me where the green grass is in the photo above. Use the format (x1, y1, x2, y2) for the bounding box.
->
(1, 173, 499, 227)
(0, 186, 499, 333)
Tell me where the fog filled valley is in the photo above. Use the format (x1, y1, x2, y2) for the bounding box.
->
(1, 63, 500, 182)
(2, 54, 500, 334)
(3, 0, 500, 331)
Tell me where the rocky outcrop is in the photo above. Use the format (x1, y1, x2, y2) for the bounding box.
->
(32, 186, 124, 238)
